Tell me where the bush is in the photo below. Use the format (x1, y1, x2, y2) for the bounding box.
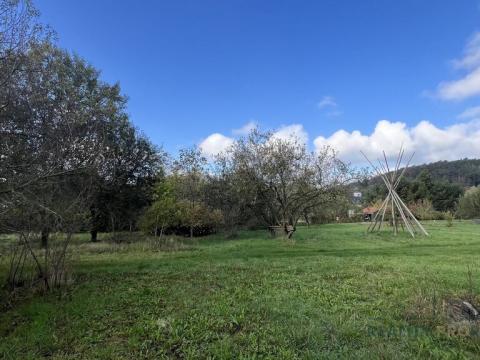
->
(443, 211, 454, 227)
(140, 200, 223, 237)
(457, 187, 480, 219)
(410, 200, 444, 220)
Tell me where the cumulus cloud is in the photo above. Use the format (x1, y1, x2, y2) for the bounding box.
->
(199, 123, 309, 158)
(317, 96, 337, 109)
(434, 32, 480, 101)
(314, 119, 480, 165)
(270, 124, 309, 144)
(200, 118, 480, 166)
(199, 133, 234, 159)
(232, 120, 257, 135)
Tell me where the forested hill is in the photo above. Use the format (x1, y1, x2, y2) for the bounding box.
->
(361, 159, 480, 188)
(402, 159, 480, 187)
(356, 158, 480, 211)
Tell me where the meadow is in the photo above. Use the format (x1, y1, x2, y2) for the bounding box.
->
(1, 221, 480, 359)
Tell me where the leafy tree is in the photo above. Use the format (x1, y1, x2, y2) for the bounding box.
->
(223, 130, 353, 237)
(1, 42, 113, 245)
(408, 170, 433, 202)
(430, 182, 463, 212)
(140, 175, 223, 237)
(139, 177, 180, 237)
(172, 147, 207, 238)
(203, 154, 258, 236)
(457, 187, 480, 219)
(89, 120, 164, 241)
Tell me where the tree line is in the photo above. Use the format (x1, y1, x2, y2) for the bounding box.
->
(1, 1, 355, 291)
(360, 168, 480, 219)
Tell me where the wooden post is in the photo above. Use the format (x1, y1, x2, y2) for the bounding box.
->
(361, 148, 428, 238)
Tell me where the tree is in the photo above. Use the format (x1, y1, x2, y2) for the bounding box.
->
(0, 40, 118, 289)
(223, 130, 353, 237)
(1, 42, 109, 237)
(89, 121, 164, 242)
(430, 182, 463, 212)
(139, 176, 179, 237)
(140, 175, 223, 238)
(172, 147, 207, 238)
(457, 187, 480, 219)
(204, 155, 255, 236)
(0, 0, 48, 95)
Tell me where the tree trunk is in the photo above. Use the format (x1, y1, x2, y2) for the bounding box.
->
(110, 213, 116, 235)
(190, 225, 193, 239)
(90, 230, 98, 242)
(159, 223, 165, 239)
(154, 215, 159, 237)
(304, 213, 310, 227)
(41, 228, 49, 248)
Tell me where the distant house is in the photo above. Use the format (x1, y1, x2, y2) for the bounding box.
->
(362, 206, 378, 221)
(351, 191, 363, 204)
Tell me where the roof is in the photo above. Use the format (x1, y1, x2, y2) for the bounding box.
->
(362, 206, 378, 215)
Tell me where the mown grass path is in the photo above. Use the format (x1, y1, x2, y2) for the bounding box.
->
(1, 222, 480, 359)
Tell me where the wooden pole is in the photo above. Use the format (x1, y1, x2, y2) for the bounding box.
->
(362, 149, 427, 237)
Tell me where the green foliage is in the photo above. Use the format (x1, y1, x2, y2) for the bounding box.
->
(139, 177, 180, 235)
(444, 211, 454, 227)
(430, 182, 463, 212)
(457, 186, 480, 219)
(409, 200, 442, 220)
(140, 176, 223, 237)
(176, 200, 224, 236)
(405, 159, 480, 188)
(362, 169, 464, 213)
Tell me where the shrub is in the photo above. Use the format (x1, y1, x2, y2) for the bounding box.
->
(457, 187, 480, 219)
(410, 200, 444, 220)
(443, 211, 454, 227)
(140, 200, 223, 237)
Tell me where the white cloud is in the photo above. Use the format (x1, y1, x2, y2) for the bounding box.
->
(232, 120, 257, 136)
(199, 133, 234, 158)
(271, 124, 308, 144)
(434, 32, 480, 101)
(200, 118, 480, 166)
(199, 123, 308, 159)
(317, 96, 337, 109)
(436, 67, 480, 101)
(458, 105, 480, 119)
(314, 119, 480, 165)
(452, 32, 480, 70)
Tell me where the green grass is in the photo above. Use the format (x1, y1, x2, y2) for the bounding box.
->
(1, 221, 480, 359)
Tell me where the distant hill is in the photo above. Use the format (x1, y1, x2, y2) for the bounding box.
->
(352, 159, 480, 209)
(357, 158, 480, 188)
(400, 159, 480, 187)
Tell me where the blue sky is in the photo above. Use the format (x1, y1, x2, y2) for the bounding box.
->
(37, 0, 480, 163)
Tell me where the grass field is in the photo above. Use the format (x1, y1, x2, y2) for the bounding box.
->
(1, 221, 480, 359)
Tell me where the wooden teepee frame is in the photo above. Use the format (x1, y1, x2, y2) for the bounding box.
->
(361, 147, 429, 238)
